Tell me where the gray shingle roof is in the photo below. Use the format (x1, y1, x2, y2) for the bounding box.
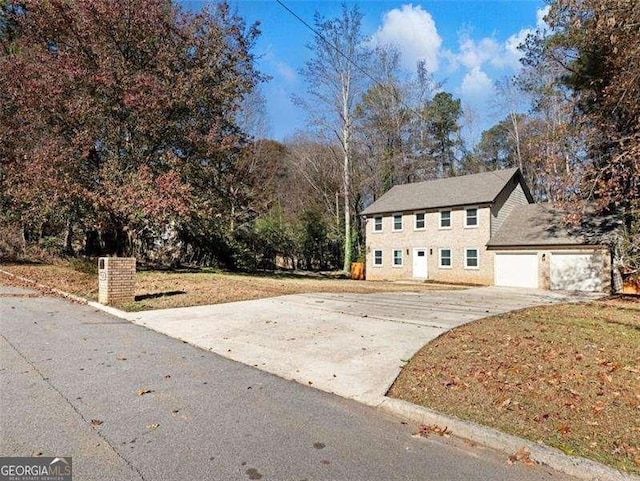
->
(360, 167, 520, 215)
(487, 203, 619, 247)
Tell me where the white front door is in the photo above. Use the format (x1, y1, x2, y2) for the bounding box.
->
(413, 248, 428, 278)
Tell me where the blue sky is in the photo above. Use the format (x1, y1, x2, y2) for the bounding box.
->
(184, 1, 548, 143)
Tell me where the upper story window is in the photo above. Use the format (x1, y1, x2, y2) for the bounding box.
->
(392, 214, 403, 231)
(415, 212, 425, 230)
(465, 208, 478, 228)
(373, 216, 383, 232)
(439, 210, 451, 229)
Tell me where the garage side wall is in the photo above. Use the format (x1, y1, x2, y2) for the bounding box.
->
(491, 179, 530, 237)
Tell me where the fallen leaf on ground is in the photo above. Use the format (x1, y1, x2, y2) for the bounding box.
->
(414, 424, 450, 438)
(508, 446, 536, 466)
(136, 388, 153, 396)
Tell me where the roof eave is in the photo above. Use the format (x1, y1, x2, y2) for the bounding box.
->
(486, 242, 609, 250)
(361, 201, 495, 217)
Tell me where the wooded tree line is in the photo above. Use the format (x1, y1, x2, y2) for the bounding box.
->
(1, 0, 638, 271)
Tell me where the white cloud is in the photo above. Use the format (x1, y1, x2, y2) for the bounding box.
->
(457, 35, 501, 70)
(275, 61, 297, 83)
(263, 45, 298, 84)
(536, 5, 551, 27)
(459, 66, 494, 103)
(373, 4, 442, 72)
(496, 6, 551, 70)
(445, 6, 551, 73)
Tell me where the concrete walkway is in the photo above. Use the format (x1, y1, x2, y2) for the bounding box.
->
(127, 286, 598, 406)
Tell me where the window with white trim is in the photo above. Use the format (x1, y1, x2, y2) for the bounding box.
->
(464, 248, 479, 269)
(373, 249, 383, 266)
(465, 208, 478, 228)
(439, 210, 451, 229)
(392, 214, 403, 231)
(373, 216, 383, 232)
(393, 249, 403, 267)
(415, 212, 425, 230)
(439, 248, 452, 268)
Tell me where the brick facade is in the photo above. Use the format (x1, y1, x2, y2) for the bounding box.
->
(364, 173, 533, 285)
(365, 207, 494, 284)
(98, 257, 136, 305)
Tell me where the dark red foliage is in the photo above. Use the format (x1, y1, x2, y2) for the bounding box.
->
(0, 0, 262, 256)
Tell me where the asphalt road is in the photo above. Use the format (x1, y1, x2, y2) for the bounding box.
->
(0, 287, 576, 481)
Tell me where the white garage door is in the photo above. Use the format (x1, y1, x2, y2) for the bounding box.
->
(495, 253, 539, 288)
(550, 252, 602, 292)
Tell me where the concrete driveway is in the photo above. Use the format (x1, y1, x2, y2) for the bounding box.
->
(126, 287, 597, 406)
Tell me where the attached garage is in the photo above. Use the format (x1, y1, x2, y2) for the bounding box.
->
(550, 252, 602, 292)
(494, 253, 538, 288)
(487, 203, 615, 293)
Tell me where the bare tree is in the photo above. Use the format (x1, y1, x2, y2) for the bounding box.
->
(355, 45, 411, 198)
(493, 77, 526, 172)
(285, 134, 341, 224)
(297, 4, 371, 271)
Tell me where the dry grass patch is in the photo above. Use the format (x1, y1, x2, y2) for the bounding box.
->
(0, 261, 457, 310)
(0, 261, 98, 299)
(128, 270, 457, 310)
(388, 301, 640, 474)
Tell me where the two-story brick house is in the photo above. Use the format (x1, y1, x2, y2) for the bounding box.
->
(360, 167, 613, 292)
(361, 167, 530, 284)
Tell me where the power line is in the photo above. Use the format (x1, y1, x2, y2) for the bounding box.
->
(274, 0, 387, 91)
(274, 0, 517, 182)
(275, 0, 437, 140)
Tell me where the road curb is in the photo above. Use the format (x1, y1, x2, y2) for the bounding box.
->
(86, 300, 133, 319)
(378, 397, 639, 481)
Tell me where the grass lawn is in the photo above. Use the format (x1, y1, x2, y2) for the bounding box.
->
(388, 299, 640, 474)
(0, 261, 457, 310)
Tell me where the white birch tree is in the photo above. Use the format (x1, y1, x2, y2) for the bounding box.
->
(297, 4, 370, 272)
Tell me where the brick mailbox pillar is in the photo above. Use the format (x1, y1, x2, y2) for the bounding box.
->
(98, 257, 136, 305)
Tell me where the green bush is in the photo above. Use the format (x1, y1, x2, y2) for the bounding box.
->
(70, 258, 98, 275)
(38, 236, 63, 254)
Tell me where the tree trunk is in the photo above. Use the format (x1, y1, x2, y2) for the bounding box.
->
(342, 86, 352, 272)
(19, 223, 27, 253)
(342, 150, 352, 272)
(510, 111, 523, 172)
(230, 192, 236, 234)
(63, 217, 73, 255)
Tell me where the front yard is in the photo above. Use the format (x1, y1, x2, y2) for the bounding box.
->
(0, 261, 456, 311)
(388, 299, 640, 474)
